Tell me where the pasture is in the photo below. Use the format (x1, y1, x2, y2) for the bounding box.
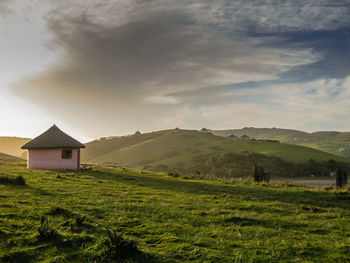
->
(0, 158, 350, 262)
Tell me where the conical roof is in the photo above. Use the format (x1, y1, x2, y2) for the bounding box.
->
(21, 125, 85, 149)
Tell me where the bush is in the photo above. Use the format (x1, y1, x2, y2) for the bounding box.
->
(47, 206, 72, 217)
(0, 175, 26, 186)
(253, 164, 270, 183)
(102, 229, 139, 261)
(38, 216, 58, 241)
(336, 169, 348, 188)
(74, 214, 86, 226)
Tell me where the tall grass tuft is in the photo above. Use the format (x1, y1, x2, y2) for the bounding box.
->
(101, 229, 139, 261)
(38, 216, 59, 241)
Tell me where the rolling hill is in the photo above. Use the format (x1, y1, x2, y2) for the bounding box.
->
(2, 128, 349, 178)
(0, 137, 30, 159)
(210, 127, 350, 158)
(0, 152, 21, 159)
(81, 129, 349, 178)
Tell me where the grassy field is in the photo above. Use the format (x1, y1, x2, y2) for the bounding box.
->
(1, 158, 350, 262)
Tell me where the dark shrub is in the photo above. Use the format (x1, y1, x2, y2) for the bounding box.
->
(47, 207, 72, 217)
(253, 164, 270, 183)
(16, 176, 26, 185)
(102, 229, 139, 261)
(38, 216, 58, 241)
(336, 169, 348, 188)
(168, 172, 180, 177)
(0, 175, 26, 186)
(74, 214, 86, 226)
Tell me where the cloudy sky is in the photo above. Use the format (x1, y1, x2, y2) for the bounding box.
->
(0, 0, 349, 141)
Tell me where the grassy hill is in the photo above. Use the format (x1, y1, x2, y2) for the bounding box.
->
(0, 152, 22, 160)
(0, 137, 30, 159)
(211, 127, 350, 158)
(1, 158, 350, 262)
(82, 130, 349, 178)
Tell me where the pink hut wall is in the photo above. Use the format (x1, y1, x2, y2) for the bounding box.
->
(27, 148, 80, 170)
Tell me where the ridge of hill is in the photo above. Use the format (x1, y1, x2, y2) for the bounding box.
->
(81, 129, 349, 178)
(210, 127, 350, 158)
(82, 130, 169, 161)
(0, 137, 30, 159)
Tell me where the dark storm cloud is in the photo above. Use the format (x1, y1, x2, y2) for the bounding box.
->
(11, 0, 350, 135)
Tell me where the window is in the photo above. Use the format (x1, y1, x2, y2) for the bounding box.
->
(62, 149, 72, 159)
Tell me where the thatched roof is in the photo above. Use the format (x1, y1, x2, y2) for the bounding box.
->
(21, 125, 85, 149)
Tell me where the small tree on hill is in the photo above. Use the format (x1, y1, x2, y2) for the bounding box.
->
(253, 164, 270, 183)
(336, 169, 348, 188)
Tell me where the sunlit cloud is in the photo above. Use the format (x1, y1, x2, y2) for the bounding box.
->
(1, 0, 349, 137)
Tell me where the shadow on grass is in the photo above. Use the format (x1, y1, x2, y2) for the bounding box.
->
(85, 169, 350, 210)
(220, 216, 308, 230)
(0, 251, 37, 263)
(9, 184, 55, 196)
(0, 239, 162, 263)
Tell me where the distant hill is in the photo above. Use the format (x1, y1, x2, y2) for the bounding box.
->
(82, 130, 169, 161)
(82, 129, 348, 178)
(2, 128, 350, 178)
(0, 137, 30, 159)
(210, 127, 350, 158)
(0, 152, 21, 159)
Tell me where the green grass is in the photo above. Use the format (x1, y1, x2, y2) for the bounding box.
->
(1, 158, 350, 262)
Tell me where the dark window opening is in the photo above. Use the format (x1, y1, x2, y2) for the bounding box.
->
(62, 150, 72, 159)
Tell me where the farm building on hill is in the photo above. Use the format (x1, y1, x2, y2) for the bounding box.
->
(21, 125, 85, 170)
(227, 134, 239, 140)
(240, 134, 250, 140)
(200, 128, 209, 134)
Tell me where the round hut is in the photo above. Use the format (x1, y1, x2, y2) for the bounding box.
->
(21, 125, 85, 170)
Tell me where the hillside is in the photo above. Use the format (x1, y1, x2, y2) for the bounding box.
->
(1, 157, 350, 262)
(82, 130, 169, 161)
(0, 152, 21, 159)
(0, 137, 30, 159)
(211, 127, 350, 158)
(82, 129, 348, 178)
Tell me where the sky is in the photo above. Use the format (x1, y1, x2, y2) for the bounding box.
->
(0, 0, 349, 141)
